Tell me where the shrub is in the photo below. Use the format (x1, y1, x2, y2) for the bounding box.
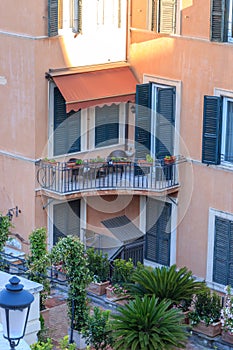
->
(111, 258, 134, 285)
(86, 247, 110, 282)
(126, 264, 206, 310)
(111, 295, 187, 349)
(189, 289, 222, 326)
(82, 307, 113, 350)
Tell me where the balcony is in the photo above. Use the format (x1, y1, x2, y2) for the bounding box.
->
(36, 157, 183, 199)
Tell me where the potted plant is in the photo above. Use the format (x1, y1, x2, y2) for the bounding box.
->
(221, 285, 233, 344)
(164, 155, 176, 164)
(189, 289, 222, 337)
(51, 235, 92, 350)
(111, 295, 188, 349)
(42, 157, 58, 165)
(82, 306, 113, 350)
(106, 258, 134, 304)
(86, 247, 110, 295)
(26, 227, 51, 311)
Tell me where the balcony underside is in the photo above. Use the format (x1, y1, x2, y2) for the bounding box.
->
(36, 161, 180, 200)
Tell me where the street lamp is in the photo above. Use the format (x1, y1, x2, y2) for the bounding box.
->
(0, 276, 34, 349)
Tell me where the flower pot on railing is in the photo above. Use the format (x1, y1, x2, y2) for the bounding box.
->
(164, 156, 176, 165)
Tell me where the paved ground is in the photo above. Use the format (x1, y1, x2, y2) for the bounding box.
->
(42, 286, 224, 350)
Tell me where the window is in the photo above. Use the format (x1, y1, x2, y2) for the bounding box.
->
(145, 198, 172, 266)
(95, 104, 119, 148)
(53, 200, 80, 245)
(211, 0, 233, 42)
(207, 209, 233, 287)
(151, 0, 177, 34)
(97, 0, 122, 29)
(135, 82, 175, 159)
(53, 87, 81, 156)
(48, 0, 82, 37)
(202, 95, 233, 165)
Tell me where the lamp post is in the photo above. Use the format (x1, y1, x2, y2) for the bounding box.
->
(0, 276, 34, 350)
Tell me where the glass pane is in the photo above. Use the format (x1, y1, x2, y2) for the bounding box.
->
(225, 101, 233, 162)
(1, 308, 27, 339)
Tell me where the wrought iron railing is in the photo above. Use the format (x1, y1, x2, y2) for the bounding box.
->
(36, 158, 180, 194)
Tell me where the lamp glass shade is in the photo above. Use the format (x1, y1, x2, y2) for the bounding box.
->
(0, 308, 28, 339)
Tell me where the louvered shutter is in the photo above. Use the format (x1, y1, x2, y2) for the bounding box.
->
(151, 0, 158, 31)
(135, 83, 152, 159)
(48, 0, 58, 37)
(53, 200, 80, 245)
(67, 112, 81, 154)
(159, 0, 177, 34)
(211, 0, 226, 42)
(229, 221, 233, 286)
(202, 95, 222, 165)
(95, 105, 119, 147)
(213, 217, 230, 285)
(58, 0, 63, 29)
(156, 87, 175, 158)
(54, 87, 67, 156)
(145, 199, 171, 266)
(73, 0, 82, 33)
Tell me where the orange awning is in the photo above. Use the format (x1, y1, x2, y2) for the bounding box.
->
(52, 66, 138, 113)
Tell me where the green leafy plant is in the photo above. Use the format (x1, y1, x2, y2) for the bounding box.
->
(111, 295, 187, 350)
(221, 285, 233, 334)
(75, 159, 83, 165)
(112, 258, 134, 285)
(189, 289, 222, 326)
(30, 337, 53, 350)
(82, 307, 113, 350)
(86, 247, 110, 283)
(126, 264, 206, 311)
(0, 214, 12, 253)
(59, 335, 77, 350)
(146, 154, 154, 163)
(26, 227, 50, 309)
(51, 235, 92, 332)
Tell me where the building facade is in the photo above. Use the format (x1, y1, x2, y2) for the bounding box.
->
(0, 0, 232, 293)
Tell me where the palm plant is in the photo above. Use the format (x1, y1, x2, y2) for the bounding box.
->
(111, 295, 187, 350)
(126, 264, 206, 310)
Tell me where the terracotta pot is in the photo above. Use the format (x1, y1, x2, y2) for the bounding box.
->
(222, 331, 233, 344)
(193, 321, 222, 337)
(87, 281, 110, 296)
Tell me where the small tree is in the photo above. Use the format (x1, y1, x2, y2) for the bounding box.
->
(86, 247, 110, 282)
(0, 214, 12, 252)
(111, 295, 187, 349)
(112, 258, 134, 285)
(26, 227, 50, 309)
(82, 307, 113, 350)
(51, 235, 92, 332)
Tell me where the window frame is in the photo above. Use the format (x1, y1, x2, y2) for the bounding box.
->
(149, 0, 178, 35)
(211, 0, 233, 42)
(58, 0, 82, 34)
(221, 97, 233, 165)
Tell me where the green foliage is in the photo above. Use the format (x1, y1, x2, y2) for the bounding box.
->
(86, 247, 110, 282)
(37, 313, 49, 342)
(82, 307, 113, 350)
(26, 227, 50, 309)
(146, 154, 154, 163)
(30, 336, 76, 350)
(111, 295, 187, 350)
(30, 338, 53, 350)
(0, 214, 12, 252)
(189, 289, 222, 326)
(126, 264, 206, 310)
(59, 335, 76, 350)
(51, 235, 92, 332)
(112, 258, 134, 285)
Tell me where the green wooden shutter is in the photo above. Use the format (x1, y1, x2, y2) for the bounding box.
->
(145, 199, 171, 266)
(156, 87, 175, 158)
(135, 83, 152, 159)
(48, 0, 58, 37)
(68, 112, 81, 154)
(54, 87, 67, 156)
(202, 95, 222, 165)
(73, 0, 82, 33)
(53, 200, 80, 245)
(151, 0, 158, 31)
(95, 105, 119, 147)
(213, 217, 230, 285)
(159, 0, 177, 34)
(211, 0, 226, 42)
